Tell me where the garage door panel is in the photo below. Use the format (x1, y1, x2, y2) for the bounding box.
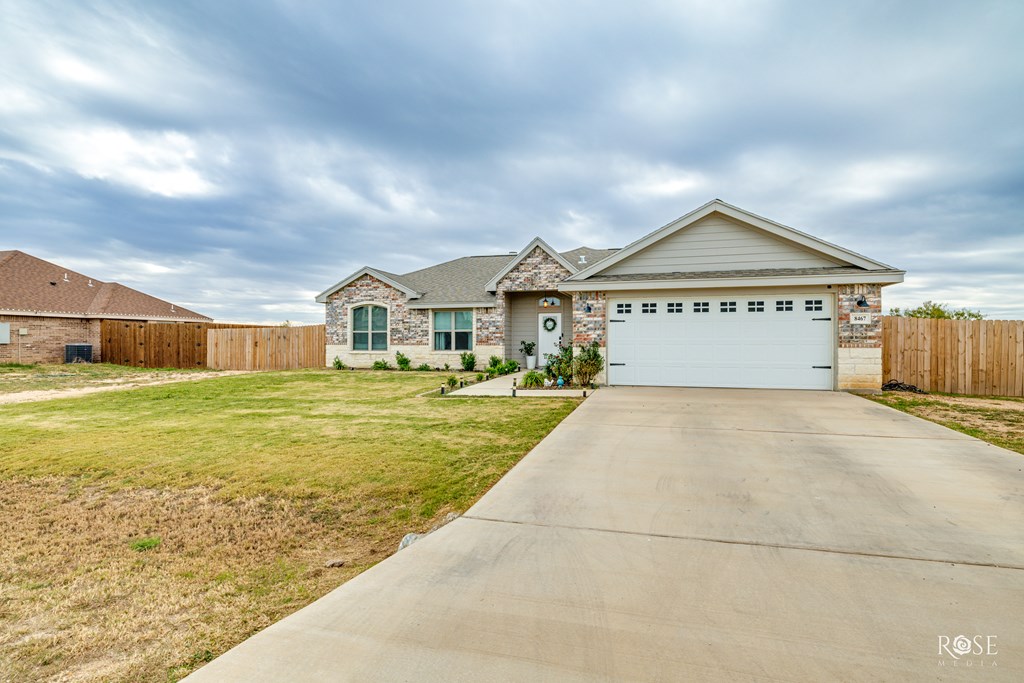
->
(607, 293, 834, 390)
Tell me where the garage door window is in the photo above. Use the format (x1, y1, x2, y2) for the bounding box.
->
(641, 303, 657, 314)
(667, 302, 683, 313)
(616, 303, 632, 314)
(776, 300, 793, 311)
(805, 299, 823, 312)
(693, 302, 709, 313)
(747, 301, 765, 312)
(720, 301, 737, 313)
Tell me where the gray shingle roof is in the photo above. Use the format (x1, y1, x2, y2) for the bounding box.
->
(377, 248, 618, 306)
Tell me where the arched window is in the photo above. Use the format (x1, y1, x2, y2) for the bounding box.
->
(352, 305, 387, 351)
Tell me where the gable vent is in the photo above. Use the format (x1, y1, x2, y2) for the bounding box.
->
(578, 254, 587, 265)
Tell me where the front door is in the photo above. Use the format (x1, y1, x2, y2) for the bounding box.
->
(537, 313, 562, 365)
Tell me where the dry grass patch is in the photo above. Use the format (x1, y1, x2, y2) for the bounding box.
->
(866, 392, 1024, 455)
(0, 370, 581, 681)
(0, 477, 402, 682)
(0, 363, 217, 397)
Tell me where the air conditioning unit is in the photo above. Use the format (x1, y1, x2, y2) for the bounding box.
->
(65, 344, 93, 363)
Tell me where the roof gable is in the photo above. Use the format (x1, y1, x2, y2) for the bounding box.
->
(568, 199, 898, 282)
(314, 266, 421, 303)
(484, 237, 577, 292)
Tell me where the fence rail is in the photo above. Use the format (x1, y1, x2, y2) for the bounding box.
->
(206, 324, 326, 371)
(100, 321, 258, 368)
(882, 316, 1024, 397)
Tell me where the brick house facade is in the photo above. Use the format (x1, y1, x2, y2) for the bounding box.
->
(318, 201, 903, 390)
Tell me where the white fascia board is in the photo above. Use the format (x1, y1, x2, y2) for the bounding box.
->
(314, 267, 421, 303)
(484, 237, 577, 292)
(406, 302, 496, 309)
(558, 270, 905, 292)
(567, 199, 898, 281)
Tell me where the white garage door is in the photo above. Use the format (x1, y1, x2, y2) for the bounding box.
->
(607, 294, 834, 390)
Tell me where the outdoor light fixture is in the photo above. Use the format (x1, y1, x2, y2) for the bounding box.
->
(855, 294, 870, 308)
(584, 303, 593, 313)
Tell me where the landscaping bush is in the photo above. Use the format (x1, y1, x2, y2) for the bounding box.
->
(488, 355, 502, 370)
(446, 375, 459, 389)
(415, 363, 432, 372)
(521, 370, 545, 388)
(332, 356, 345, 370)
(573, 342, 603, 387)
(460, 352, 476, 371)
(395, 351, 412, 371)
(475, 372, 485, 382)
(501, 359, 520, 374)
(371, 359, 393, 370)
(544, 344, 573, 383)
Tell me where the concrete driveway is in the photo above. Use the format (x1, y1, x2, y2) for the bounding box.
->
(187, 388, 1024, 682)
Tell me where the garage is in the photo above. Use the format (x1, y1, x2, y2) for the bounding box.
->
(607, 292, 834, 390)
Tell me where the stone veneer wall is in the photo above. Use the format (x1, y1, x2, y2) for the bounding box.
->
(571, 292, 607, 346)
(836, 284, 883, 390)
(0, 315, 102, 364)
(477, 247, 573, 352)
(324, 273, 503, 368)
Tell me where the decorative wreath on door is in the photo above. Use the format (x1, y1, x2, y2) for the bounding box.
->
(543, 317, 557, 332)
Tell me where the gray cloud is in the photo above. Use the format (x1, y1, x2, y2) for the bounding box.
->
(1, 0, 1022, 322)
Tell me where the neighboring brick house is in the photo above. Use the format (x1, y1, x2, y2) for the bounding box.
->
(317, 200, 904, 390)
(0, 250, 211, 364)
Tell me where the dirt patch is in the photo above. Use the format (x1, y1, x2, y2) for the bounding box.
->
(0, 478, 423, 682)
(0, 371, 250, 405)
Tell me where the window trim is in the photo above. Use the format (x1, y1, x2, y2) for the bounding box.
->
(348, 302, 390, 353)
(431, 309, 475, 352)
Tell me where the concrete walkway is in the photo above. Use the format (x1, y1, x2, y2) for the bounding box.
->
(449, 370, 590, 397)
(187, 388, 1024, 682)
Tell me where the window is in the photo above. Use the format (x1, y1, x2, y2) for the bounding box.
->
(433, 310, 473, 351)
(616, 303, 632, 314)
(747, 301, 765, 313)
(352, 305, 387, 351)
(693, 302, 709, 313)
(538, 296, 560, 307)
(667, 302, 683, 313)
(720, 301, 737, 313)
(641, 302, 657, 314)
(805, 299, 823, 312)
(776, 300, 793, 312)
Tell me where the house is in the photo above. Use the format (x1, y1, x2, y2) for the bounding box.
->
(316, 200, 904, 390)
(0, 250, 211, 364)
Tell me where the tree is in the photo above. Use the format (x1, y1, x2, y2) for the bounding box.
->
(888, 301, 984, 320)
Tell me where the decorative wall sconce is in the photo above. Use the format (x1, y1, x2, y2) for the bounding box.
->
(855, 294, 870, 308)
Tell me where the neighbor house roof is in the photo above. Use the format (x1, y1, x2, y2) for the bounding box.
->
(0, 250, 212, 321)
(315, 246, 618, 307)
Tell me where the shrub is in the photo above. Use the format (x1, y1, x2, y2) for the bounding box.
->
(488, 355, 503, 370)
(573, 342, 603, 386)
(501, 359, 520, 374)
(443, 363, 451, 371)
(395, 351, 412, 371)
(521, 370, 545, 388)
(332, 356, 345, 370)
(544, 344, 573, 383)
(371, 359, 392, 370)
(519, 340, 536, 357)
(446, 374, 459, 389)
(459, 352, 476, 371)
(475, 372, 485, 382)
(416, 363, 432, 372)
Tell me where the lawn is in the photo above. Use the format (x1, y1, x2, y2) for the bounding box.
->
(0, 362, 214, 394)
(0, 370, 581, 682)
(865, 391, 1024, 456)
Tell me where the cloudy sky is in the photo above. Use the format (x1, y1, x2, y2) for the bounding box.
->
(2, 0, 1022, 322)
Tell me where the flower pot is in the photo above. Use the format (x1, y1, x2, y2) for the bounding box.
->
(526, 355, 537, 370)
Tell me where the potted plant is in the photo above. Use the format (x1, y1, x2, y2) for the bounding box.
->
(520, 340, 537, 370)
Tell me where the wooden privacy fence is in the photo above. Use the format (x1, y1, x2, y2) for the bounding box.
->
(207, 324, 326, 371)
(882, 316, 1024, 397)
(101, 321, 258, 368)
